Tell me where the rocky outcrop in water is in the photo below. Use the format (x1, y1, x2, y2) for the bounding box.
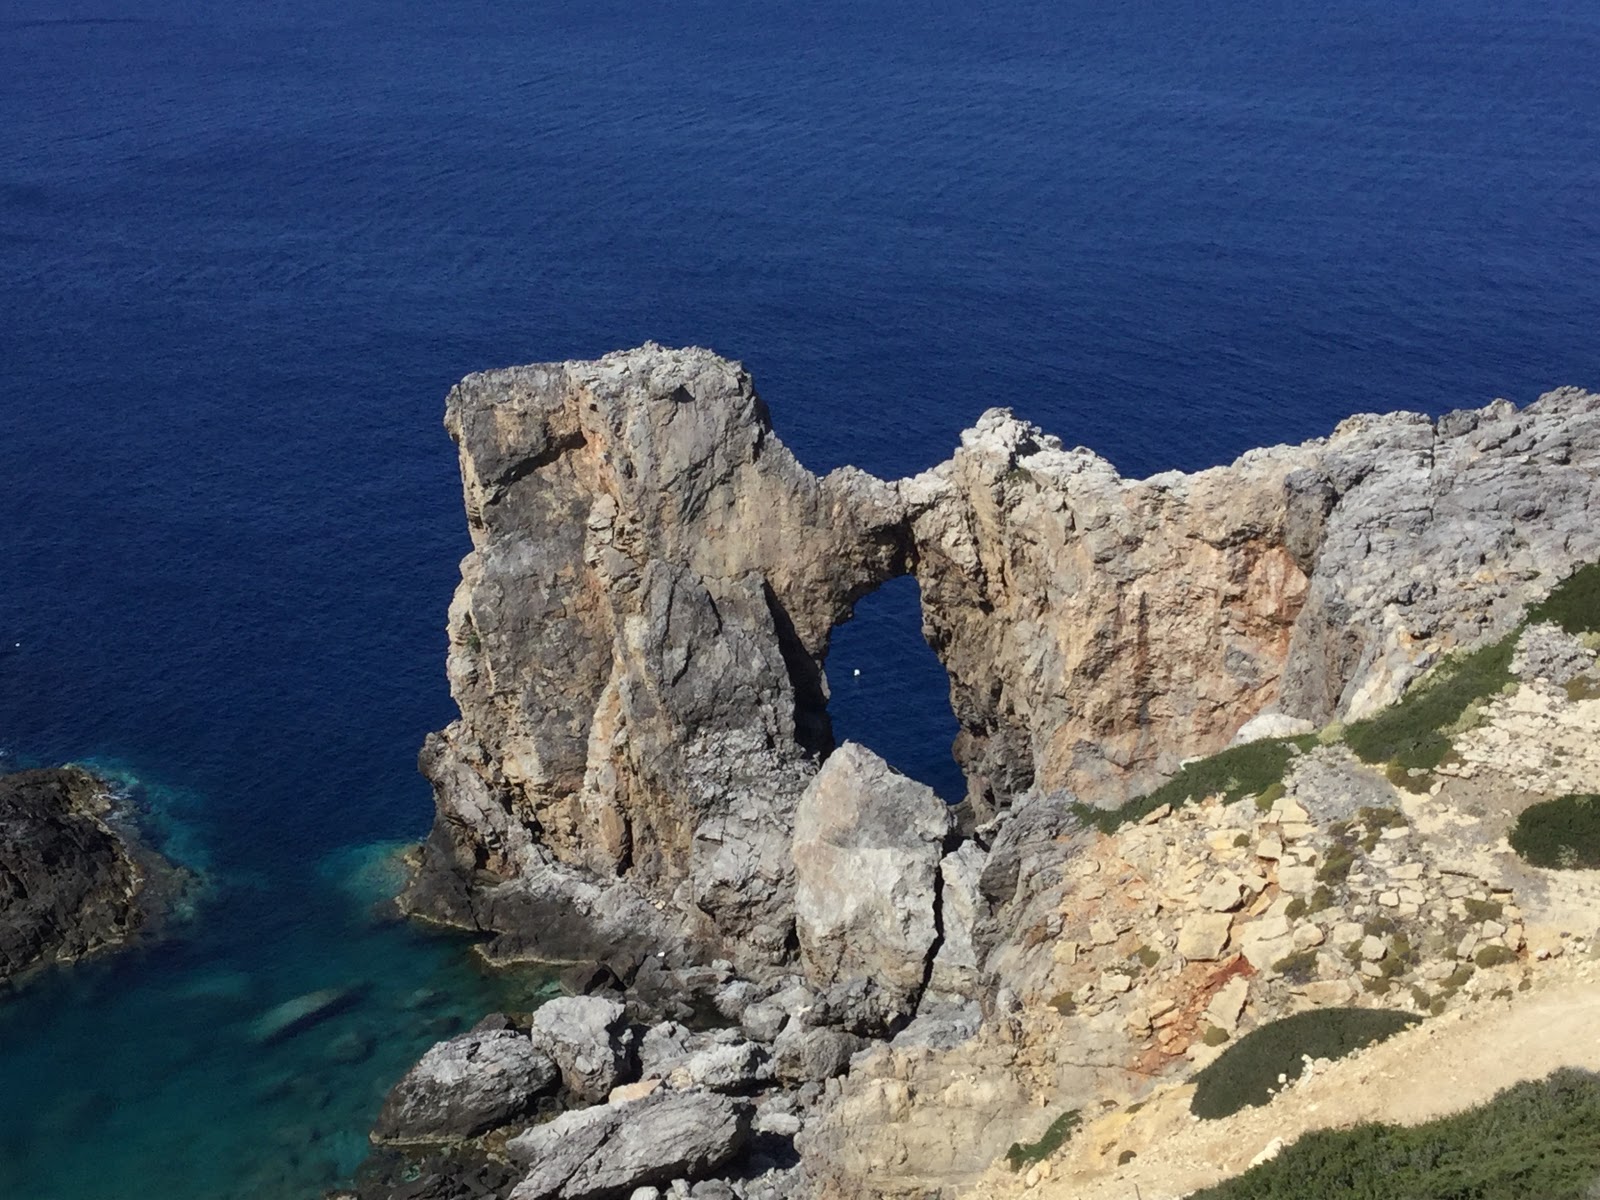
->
(0, 766, 166, 985)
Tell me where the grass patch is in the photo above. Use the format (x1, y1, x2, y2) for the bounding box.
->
(1316, 840, 1356, 885)
(1003, 1109, 1081, 1171)
(1528, 562, 1600, 635)
(1132, 945, 1161, 969)
(1186, 1069, 1600, 1200)
(1073, 736, 1314, 833)
(1190, 1008, 1419, 1120)
(1202, 1024, 1231, 1047)
(1509, 794, 1600, 870)
(1342, 636, 1516, 773)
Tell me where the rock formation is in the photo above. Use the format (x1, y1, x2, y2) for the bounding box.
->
(406, 346, 907, 975)
(408, 347, 1600, 979)
(0, 766, 169, 984)
(380, 344, 1600, 1200)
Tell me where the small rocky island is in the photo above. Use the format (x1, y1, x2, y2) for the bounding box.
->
(354, 345, 1600, 1200)
(0, 766, 171, 986)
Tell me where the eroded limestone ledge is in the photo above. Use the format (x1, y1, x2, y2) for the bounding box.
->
(404, 343, 1600, 973)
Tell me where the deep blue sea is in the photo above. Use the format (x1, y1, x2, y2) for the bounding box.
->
(2, 0, 1597, 1195)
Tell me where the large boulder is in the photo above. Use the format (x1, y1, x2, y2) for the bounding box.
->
(372, 1028, 559, 1142)
(506, 1090, 752, 1200)
(530, 996, 634, 1103)
(792, 743, 952, 1023)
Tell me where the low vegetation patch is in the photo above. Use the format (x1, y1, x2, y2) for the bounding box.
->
(1003, 1108, 1081, 1171)
(1509, 793, 1600, 870)
(1342, 635, 1516, 773)
(1528, 561, 1600, 636)
(1077, 736, 1315, 833)
(1186, 1069, 1600, 1200)
(1190, 1008, 1419, 1120)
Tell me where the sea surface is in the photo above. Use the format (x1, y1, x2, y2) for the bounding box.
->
(2, 0, 1597, 1195)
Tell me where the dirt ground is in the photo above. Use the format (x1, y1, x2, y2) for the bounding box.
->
(966, 953, 1600, 1200)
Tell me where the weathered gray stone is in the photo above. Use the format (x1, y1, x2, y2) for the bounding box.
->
(531, 996, 633, 1103)
(927, 841, 987, 998)
(793, 743, 951, 1020)
(771, 1024, 867, 1084)
(407, 346, 909, 973)
(506, 1090, 752, 1200)
(373, 1029, 559, 1142)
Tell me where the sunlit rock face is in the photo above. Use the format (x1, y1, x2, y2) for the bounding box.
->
(406, 343, 1600, 970)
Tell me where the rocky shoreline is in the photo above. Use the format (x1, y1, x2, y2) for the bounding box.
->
(354, 345, 1600, 1200)
(0, 766, 179, 987)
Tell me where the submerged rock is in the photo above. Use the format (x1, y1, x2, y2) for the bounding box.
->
(250, 985, 362, 1045)
(0, 767, 171, 984)
(373, 1027, 559, 1143)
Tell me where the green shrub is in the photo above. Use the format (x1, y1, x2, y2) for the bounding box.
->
(1283, 896, 1307, 920)
(1316, 841, 1356, 885)
(1463, 897, 1503, 921)
(1202, 1023, 1231, 1047)
(1187, 1069, 1600, 1200)
(1528, 561, 1600, 635)
(1047, 992, 1076, 1015)
(1132, 944, 1161, 969)
(1272, 949, 1319, 984)
(1190, 1008, 1419, 1120)
(1342, 635, 1516, 773)
(1073, 736, 1314, 833)
(1509, 794, 1600, 869)
(1003, 1109, 1081, 1171)
(1565, 674, 1600, 702)
(1255, 781, 1287, 811)
(1475, 944, 1518, 969)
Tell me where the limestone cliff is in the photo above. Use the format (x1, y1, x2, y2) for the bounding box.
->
(407, 344, 1600, 973)
(380, 345, 1600, 1200)
(907, 393, 1600, 807)
(406, 346, 907, 972)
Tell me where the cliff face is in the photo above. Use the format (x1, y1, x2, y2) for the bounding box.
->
(411, 347, 907, 971)
(407, 343, 1600, 971)
(909, 393, 1600, 807)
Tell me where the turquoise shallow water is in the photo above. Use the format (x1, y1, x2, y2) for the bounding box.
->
(0, 763, 558, 1200)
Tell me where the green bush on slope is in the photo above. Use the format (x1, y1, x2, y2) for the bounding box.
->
(1003, 1109, 1081, 1171)
(1190, 1008, 1419, 1120)
(1528, 561, 1600, 636)
(1341, 636, 1516, 773)
(1072, 735, 1315, 834)
(1510, 794, 1600, 870)
(1187, 1068, 1600, 1200)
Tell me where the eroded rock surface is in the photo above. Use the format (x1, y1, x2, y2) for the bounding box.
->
(793, 743, 951, 1026)
(386, 346, 1600, 1200)
(372, 1027, 559, 1143)
(405, 345, 907, 974)
(0, 767, 164, 984)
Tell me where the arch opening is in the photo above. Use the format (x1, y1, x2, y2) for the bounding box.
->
(825, 575, 965, 803)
